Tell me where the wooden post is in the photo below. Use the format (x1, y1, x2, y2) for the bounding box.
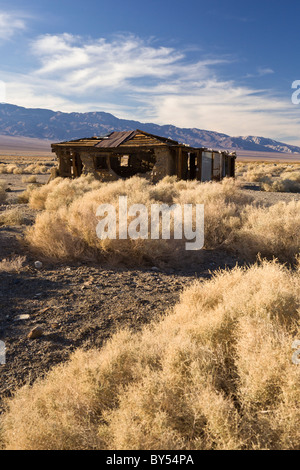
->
(197, 150, 202, 181)
(72, 156, 77, 178)
(231, 156, 236, 178)
(177, 147, 183, 179)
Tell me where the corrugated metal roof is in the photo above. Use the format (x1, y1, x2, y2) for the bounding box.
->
(95, 130, 138, 148)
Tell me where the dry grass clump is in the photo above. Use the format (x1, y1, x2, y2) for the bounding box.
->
(28, 175, 102, 211)
(228, 200, 300, 263)
(18, 183, 43, 204)
(0, 255, 26, 272)
(0, 180, 7, 204)
(22, 175, 37, 184)
(0, 162, 53, 176)
(24, 175, 300, 265)
(0, 164, 22, 175)
(24, 163, 49, 175)
(1, 260, 299, 450)
(262, 176, 300, 193)
(236, 162, 285, 182)
(25, 176, 253, 265)
(0, 207, 27, 226)
(236, 162, 300, 192)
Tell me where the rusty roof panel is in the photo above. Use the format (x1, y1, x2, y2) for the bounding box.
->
(95, 130, 138, 148)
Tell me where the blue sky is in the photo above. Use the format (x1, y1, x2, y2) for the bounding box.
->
(0, 0, 300, 143)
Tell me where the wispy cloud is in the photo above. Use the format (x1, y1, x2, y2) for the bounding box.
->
(257, 67, 275, 76)
(207, 10, 255, 23)
(31, 34, 221, 88)
(246, 67, 275, 78)
(2, 33, 300, 144)
(0, 11, 27, 41)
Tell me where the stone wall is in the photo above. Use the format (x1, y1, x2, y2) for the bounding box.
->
(151, 147, 175, 183)
(57, 152, 72, 177)
(80, 152, 118, 181)
(55, 146, 177, 183)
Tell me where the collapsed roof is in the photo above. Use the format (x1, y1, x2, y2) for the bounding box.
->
(51, 129, 232, 152)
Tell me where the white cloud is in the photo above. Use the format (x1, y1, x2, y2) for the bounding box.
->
(31, 34, 190, 87)
(0, 12, 27, 40)
(246, 67, 275, 79)
(257, 67, 275, 76)
(2, 33, 300, 144)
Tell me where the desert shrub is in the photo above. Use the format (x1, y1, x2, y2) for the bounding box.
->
(262, 178, 300, 193)
(28, 175, 102, 211)
(280, 170, 300, 183)
(24, 175, 300, 265)
(22, 175, 37, 184)
(25, 176, 253, 265)
(0, 164, 23, 175)
(18, 183, 43, 204)
(12, 167, 23, 175)
(236, 162, 300, 192)
(0, 162, 53, 176)
(228, 200, 300, 263)
(0, 163, 21, 174)
(0, 180, 7, 204)
(0, 207, 27, 226)
(0, 255, 26, 272)
(1, 260, 299, 450)
(24, 164, 49, 175)
(6, 164, 19, 174)
(236, 163, 281, 183)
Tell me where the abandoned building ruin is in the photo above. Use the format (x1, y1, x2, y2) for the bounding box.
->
(51, 130, 236, 183)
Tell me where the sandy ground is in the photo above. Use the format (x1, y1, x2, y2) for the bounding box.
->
(0, 135, 53, 157)
(1, 168, 300, 414)
(239, 183, 300, 205)
(236, 150, 300, 163)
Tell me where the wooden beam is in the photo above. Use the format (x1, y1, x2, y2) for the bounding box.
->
(177, 147, 183, 179)
(197, 150, 202, 181)
(72, 155, 78, 178)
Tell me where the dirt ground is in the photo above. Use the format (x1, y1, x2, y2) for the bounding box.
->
(1, 166, 300, 414)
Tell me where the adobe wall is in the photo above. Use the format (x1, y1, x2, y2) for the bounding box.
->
(80, 152, 119, 181)
(151, 147, 175, 183)
(55, 146, 176, 182)
(57, 151, 72, 177)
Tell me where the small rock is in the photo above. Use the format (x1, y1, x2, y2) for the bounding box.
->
(17, 314, 30, 321)
(27, 327, 44, 340)
(151, 267, 159, 272)
(35, 261, 43, 269)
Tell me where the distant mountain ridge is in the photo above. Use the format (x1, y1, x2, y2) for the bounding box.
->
(0, 103, 299, 154)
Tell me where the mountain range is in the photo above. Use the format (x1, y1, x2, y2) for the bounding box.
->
(0, 103, 299, 154)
